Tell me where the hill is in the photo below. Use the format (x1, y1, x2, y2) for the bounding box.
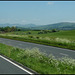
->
(31, 22, 75, 30)
(0, 22, 75, 30)
(0, 23, 37, 28)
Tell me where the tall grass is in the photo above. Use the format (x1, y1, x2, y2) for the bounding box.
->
(0, 43, 75, 74)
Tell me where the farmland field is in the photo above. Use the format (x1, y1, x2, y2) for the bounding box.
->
(4, 30, 75, 40)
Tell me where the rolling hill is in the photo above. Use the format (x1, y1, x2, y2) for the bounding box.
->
(0, 22, 75, 30)
(31, 22, 75, 30)
(0, 23, 37, 28)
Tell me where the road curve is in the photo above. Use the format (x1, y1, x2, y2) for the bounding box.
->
(0, 38, 75, 59)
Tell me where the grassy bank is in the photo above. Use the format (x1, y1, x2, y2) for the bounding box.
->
(0, 43, 75, 74)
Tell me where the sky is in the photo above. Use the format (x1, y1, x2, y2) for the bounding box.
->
(0, 1, 75, 25)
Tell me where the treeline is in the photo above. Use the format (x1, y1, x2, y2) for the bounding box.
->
(0, 26, 21, 32)
(38, 29, 59, 34)
(26, 29, 59, 35)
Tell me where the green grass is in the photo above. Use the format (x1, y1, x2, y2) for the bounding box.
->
(5, 30, 75, 41)
(0, 43, 75, 74)
(0, 30, 75, 50)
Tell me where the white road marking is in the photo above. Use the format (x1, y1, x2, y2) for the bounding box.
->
(0, 55, 33, 74)
(60, 53, 68, 56)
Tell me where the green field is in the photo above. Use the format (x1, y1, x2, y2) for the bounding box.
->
(5, 30, 75, 41)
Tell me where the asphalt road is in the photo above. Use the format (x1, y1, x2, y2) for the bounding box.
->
(0, 55, 33, 74)
(0, 38, 75, 59)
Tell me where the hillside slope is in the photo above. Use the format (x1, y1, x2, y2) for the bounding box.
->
(31, 22, 75, 30)
(0, 22, 75, 30)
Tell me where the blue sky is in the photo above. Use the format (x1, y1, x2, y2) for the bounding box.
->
(0, 1, 75, 25)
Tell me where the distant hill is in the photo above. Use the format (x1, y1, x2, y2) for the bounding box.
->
(0, 23, 37, 28)
(0, 22, 75, 30)
(31, 22, 75, 30)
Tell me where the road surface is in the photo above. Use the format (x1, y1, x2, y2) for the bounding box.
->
(0, 55, 34, 74)
(0, 38, 75, 59)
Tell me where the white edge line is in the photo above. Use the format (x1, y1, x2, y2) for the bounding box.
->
(0, 55, 33, 74)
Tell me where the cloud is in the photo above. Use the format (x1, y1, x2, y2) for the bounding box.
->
(0, 18, 28, 24)
(32, 19, 40, 22)
(21, 20, 27, 23)
(0, 19, 10, 23)
(63, 21, 75, 23)
(48, 2, 54, 5)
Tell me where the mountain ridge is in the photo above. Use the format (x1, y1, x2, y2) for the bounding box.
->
(0, 22, 75, 30)
(31, 22, 75, 30)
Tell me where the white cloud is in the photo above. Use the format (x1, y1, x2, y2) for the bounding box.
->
(0, 18, 40, 25)
(63, 21, 75, 23)
(0, 18, 28, 24)
(32, 19, 40, 22)
(0, 19, 10, 23)
(21, 20, 27, 23)
(48, 2, 54, 5)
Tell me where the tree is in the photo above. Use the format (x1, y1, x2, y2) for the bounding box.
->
(11, 26, 16, 32)
(4, 26, 11, 32)
(51, 29, 57, 32)
(17, 29, 21, 31)
(0, 26, 17, 32)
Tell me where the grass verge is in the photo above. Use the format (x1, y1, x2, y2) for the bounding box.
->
(0, 43, 75, 74)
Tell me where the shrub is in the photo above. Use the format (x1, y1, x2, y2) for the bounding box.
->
(36, 36, 40, 39)
(28, 35, 33, 38)
(38, 31, 44, 34)
(43, 30, 48, 34)
(27, 32, 31, 34)
(51, 29, 57, 32)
